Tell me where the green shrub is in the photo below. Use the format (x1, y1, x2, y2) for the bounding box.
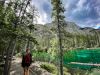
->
(89, 69, 100, 75)
(40, 62, 58, 74)
(15, 53, 22, 57)
(32, 51, 55, 62)
(40, 62, 71, 75)
(64, 72, 71, 75)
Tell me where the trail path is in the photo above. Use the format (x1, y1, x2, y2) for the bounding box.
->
(10, 57, 51, 75)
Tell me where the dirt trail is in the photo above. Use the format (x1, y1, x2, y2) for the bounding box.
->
(10, 58, 24, 75)
(10, 57, 51, 75)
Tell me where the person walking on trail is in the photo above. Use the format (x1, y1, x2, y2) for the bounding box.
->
(21, 48, 32, 75)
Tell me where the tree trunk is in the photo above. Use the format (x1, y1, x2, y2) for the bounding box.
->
(57, 17, 63, 75)
(8, 38, 17, 75)
(3, 39, 12, 75)
(3, 37, 16, 75)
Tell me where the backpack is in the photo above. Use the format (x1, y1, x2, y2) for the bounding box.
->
(25, 53, 31, 64)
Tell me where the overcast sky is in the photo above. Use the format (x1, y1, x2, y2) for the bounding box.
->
(32, 0, 100, 28)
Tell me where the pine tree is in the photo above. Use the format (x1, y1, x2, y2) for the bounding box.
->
(51, 0, 65, 75)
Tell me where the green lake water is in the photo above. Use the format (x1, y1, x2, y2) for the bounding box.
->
(63, 48, 100, 69)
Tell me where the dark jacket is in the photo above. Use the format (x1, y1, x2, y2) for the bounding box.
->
(21, 53, 32, 68)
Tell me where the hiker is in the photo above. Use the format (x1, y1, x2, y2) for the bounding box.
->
(21, 48, 32, 75)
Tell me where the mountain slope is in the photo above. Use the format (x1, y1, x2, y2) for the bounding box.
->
(34, 21, 100, 49)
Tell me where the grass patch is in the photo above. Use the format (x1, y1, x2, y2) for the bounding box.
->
(40, 62, 58, 74)
(40, 62, 71, 75)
